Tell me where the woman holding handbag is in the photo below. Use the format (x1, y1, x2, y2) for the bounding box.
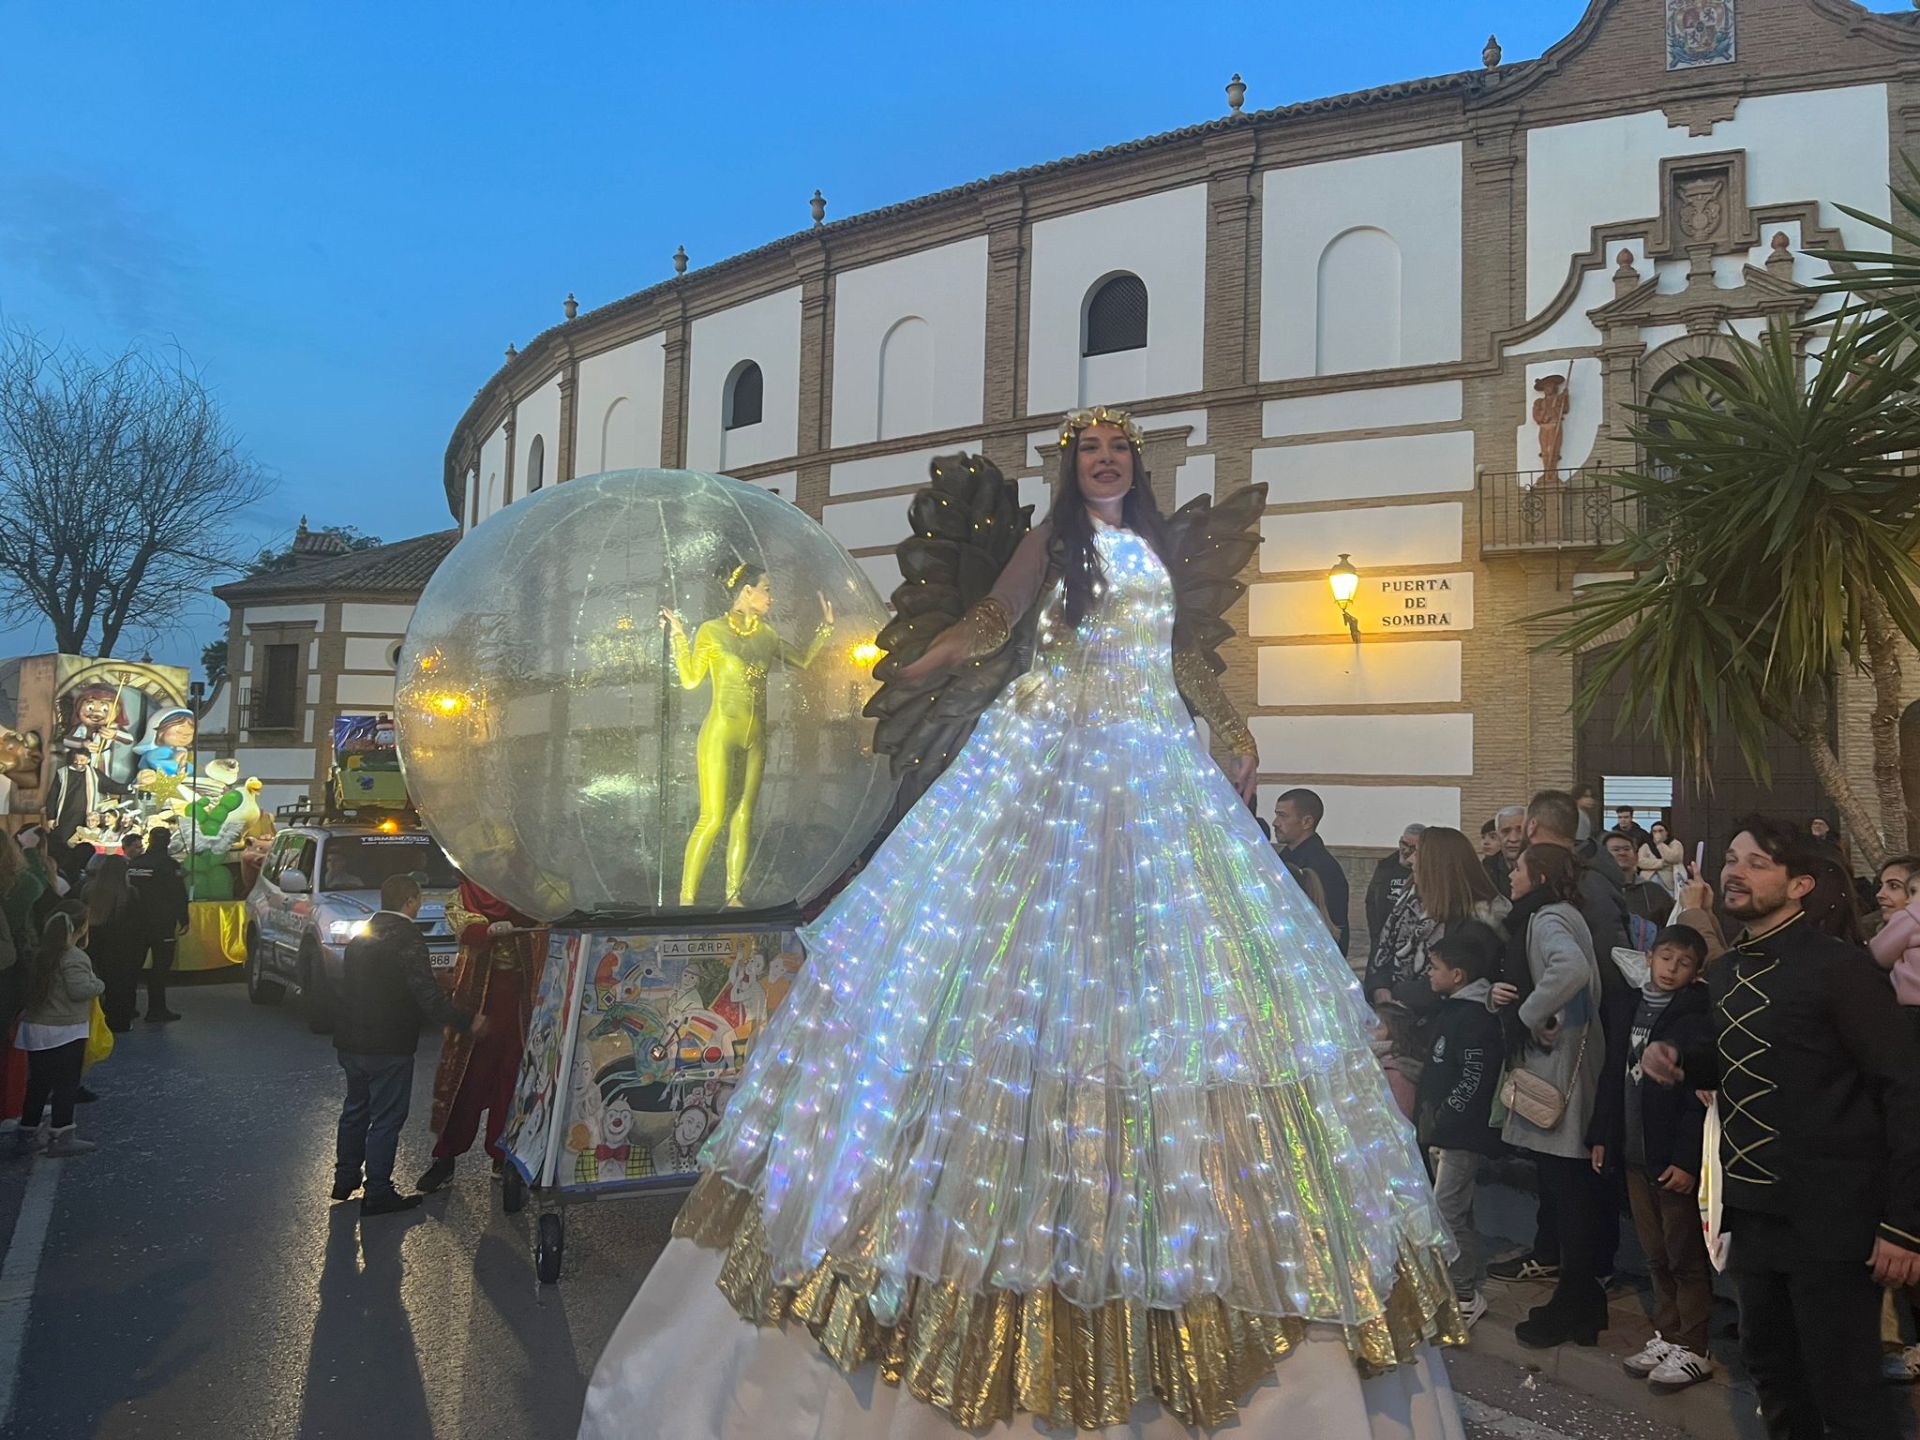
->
(1495, 842, 1607, 1348)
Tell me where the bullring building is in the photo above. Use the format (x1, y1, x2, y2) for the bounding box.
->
(440, 0, 1920, 904)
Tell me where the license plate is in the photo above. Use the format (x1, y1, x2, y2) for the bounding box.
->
(429, 951, 456, 970)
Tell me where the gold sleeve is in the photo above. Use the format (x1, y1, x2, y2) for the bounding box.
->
(944, 596, 1013, 662)
(1172, 650, 1256, 758)
(672, 625, 712, 689)
(781, 621, 834, 670)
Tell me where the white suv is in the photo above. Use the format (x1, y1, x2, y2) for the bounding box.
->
(244, 822, 460, 1030)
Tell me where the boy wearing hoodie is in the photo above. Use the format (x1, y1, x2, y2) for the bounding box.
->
(1590, 923, 1716, 1393)
(1415, 920, 1507, 1330)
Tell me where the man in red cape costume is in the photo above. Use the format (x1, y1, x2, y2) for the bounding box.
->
(416, 878, 544, 1192)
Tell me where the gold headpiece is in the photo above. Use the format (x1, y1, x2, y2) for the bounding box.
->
(726, 562, 749, 589)
(1059, 405, 1145, 452)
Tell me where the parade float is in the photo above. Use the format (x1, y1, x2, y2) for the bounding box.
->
(395, 468, 894, 1280)
(0, 654, 260, 970)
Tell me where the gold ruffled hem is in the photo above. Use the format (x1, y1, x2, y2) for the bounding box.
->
(673, 1173, 1465, 1431)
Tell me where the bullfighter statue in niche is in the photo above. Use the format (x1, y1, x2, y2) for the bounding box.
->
(1533, 371, 1572, 482)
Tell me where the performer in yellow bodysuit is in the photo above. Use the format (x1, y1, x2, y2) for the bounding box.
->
(659, 562, 832, 908)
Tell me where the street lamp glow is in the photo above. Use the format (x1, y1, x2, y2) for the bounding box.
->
(1329, 554, 1362, 644)
(1328, 554, 1360, 606)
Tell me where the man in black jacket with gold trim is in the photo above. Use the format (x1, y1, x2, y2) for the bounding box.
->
(1646, 817, 1920, 1439)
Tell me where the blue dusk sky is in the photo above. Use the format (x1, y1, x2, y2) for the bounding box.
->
(0, 1, 1585, 673)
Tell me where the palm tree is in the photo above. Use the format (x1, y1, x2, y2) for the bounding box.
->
(1537, 314, 1920, 866)
(1805, 161, 1920, 344)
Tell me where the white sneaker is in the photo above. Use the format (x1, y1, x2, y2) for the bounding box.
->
(43, 1128, 96, 1158)
(1623, 1332, 1676, 1378)
(1456, 1292, 1488, 1331)
(1647, 1346, 1712, 1394)
(1884, 1345, 1920, 1383)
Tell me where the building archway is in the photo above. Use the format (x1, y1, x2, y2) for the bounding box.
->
(1576, 643, 1833, 863)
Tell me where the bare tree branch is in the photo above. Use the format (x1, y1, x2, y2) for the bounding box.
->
(0, 327, 274, 655)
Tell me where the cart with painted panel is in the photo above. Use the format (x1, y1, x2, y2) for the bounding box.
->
(500, 918, 805, 1282)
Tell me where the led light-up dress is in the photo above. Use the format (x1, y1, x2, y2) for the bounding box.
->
(579, 463, 1465, 1440)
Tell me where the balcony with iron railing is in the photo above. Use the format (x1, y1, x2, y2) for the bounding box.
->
(1477, 466, 1645, 557)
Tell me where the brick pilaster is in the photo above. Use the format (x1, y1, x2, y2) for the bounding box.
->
(556, 359, 579, 482)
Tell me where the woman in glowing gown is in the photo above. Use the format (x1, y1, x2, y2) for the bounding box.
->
(660, 563, 833, 908)
(585, 412, 1465, 1438)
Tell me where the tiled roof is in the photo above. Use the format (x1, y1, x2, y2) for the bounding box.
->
(214, 528, 460, 602)
(513, 67, 1495, 365)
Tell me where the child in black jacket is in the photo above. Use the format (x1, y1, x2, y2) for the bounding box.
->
(1415, 920, 1506, 1325)
(1588, 923, 1716, 1393)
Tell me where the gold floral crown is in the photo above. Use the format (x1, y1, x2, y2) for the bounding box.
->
(1058, 405, 1145, 451)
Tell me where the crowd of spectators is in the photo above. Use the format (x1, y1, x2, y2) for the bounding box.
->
(1260, 783, 1920, 1425)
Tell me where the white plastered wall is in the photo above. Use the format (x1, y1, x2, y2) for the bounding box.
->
(1254, 782, 1462, 848)
(687, 288, 803, 472)
(1522, 84, 1890, 321)
(1258, 504, 1463, 574)
(1026, 185, 1208, 414)
(831, 237, 988, 446)
(1260, 143, 1463, 380)
(575, 333, 666, 474)
(1252, 431, 1475, 505)
(514, 379, 562, 500)
(476, 424, 508, 525)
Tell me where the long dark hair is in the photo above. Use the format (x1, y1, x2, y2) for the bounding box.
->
(0, 832, 23, 893)
(83, 855, 130, 927)
(1050, 430, 1175, 628)
(1411, 826, 1496, 927)
(27, 906, 85, 1011)
(1803, 855, 1864, 944)
(1516, 843, 1582, 906)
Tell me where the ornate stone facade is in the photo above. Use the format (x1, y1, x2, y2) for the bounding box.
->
(442, 0, 1920, 941)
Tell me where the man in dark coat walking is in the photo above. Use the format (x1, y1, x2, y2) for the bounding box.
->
(127, 829, 189, 1022)
(331, 874, 485, 1215)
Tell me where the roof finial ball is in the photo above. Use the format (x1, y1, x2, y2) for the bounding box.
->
(563, 292, 579, 321)
(1483, 35, 1503, 68)
(810, 189, 827, 227)
(1226, 73, 1246, 115)
(673, 244, 689, 276)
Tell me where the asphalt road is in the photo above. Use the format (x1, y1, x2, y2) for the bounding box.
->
(0, 981, 1689, 1440)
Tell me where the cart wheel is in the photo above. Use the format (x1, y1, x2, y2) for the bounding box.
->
(535, 1212, 564, 1284)
(502, 1165, 527, 1215)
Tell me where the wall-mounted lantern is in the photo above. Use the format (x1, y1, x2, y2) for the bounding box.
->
(1329, 554, 1361, 643)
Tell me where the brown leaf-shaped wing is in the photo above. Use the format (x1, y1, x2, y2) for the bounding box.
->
(863, 453, 1033, 813)
(1166, 483, 1268, 663)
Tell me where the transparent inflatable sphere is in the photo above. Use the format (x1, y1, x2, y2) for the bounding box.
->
(396, 469, 897, 921)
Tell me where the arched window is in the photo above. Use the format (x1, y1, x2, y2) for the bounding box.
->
(1644, 355, 1738, 484)
(1082, 273, 1149, 357)
(724, 361, 764, 430)
(526, 434, 545, 493)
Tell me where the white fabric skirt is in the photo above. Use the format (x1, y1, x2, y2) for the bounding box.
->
(576, 1241, 1466, 1440)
